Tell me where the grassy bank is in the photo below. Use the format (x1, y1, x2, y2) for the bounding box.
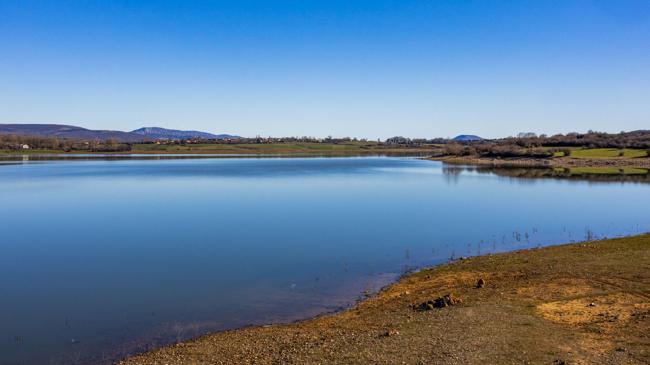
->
(566, 167, 649, 175)
(567, 148, 649, 159)
(121, 234, 650, 364)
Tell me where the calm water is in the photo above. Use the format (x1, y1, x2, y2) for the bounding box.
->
(1, 157, 649, 365)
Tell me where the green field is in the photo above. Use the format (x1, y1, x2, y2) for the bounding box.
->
(568, 167, 649, 175)
(566, 148, 648, 159)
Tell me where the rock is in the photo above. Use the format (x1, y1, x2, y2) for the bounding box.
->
(381, 329, 400, 337)
(477, 278, 486, 288)
(414, 294, 461, 311)
(588, 302, 596, 307)
(434, 294, 461, 307)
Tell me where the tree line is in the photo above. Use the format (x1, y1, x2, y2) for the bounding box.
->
(0, 134, 131, 152)
(499, 130, 650, 149)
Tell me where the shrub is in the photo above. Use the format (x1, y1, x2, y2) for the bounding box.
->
(443, 143, 464, 156)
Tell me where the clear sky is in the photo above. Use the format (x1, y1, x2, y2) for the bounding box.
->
(1, 1, 649, 139)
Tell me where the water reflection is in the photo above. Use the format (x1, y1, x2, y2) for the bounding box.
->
(442, 164, 650, 184)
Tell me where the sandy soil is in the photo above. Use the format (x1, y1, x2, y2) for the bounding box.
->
(119, 234, 650, 364)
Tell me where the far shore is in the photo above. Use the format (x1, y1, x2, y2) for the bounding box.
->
(0, 142, 439, 156)
(3, 145, 649, 172)
(120, 234, 650, 364)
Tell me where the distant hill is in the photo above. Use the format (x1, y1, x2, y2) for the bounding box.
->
(131, 127, 239, 140)
(0, 124, 147, 142)
(453, 135, 484, 142)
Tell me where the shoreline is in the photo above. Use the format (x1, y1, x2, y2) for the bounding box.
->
(120, 234, 650, 364)
(0, 146, 439, 157)
(6, 151, 647, 171)
(4, 150, 649, 170)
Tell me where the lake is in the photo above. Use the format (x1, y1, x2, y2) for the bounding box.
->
(1, 156, 649, 365)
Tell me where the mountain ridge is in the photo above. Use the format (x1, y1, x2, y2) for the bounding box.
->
(131, 127, 239, 140)
(0, 124, 238, 142)
(0, 124, 147, 142)
(453, 134, 484, 142)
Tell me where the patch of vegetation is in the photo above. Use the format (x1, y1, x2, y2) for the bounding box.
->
(501, 130, 650, 149)
(438, 130, 650, 160)
(440, 144, 649, 162)
(568, 167, 648, 175)
(568, 148, 647, 159)
(442, 144, 554, 159)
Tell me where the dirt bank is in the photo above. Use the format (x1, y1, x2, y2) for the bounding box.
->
(120, 234, 650, 364)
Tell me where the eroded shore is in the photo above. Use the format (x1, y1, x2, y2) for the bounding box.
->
(120, 234, 650, 364)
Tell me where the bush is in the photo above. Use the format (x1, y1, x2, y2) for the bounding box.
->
(443, 143, 464, 156)
(471, 144, 552, 159)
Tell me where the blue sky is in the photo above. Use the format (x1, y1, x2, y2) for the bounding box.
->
(1, 1, 649, 139)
